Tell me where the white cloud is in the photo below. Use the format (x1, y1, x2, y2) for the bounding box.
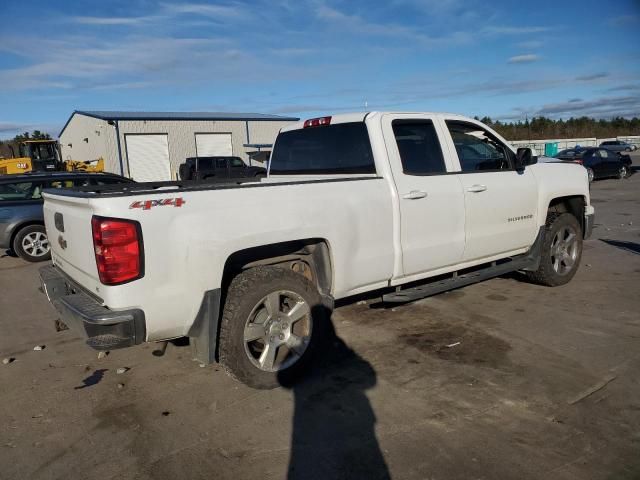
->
(161, 3, 246, 19)
(73, 16, 150, 25)
(314, 3, 471, 46)
(508, 54, 541, 64)
(483, 26, 549, 35)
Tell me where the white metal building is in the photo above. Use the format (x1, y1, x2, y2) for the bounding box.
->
(58, 111, 298, 181)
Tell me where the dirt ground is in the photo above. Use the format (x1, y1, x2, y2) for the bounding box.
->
(1, 158, 639, 480)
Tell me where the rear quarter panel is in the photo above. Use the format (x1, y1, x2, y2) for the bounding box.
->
(62, 178, 394, 341)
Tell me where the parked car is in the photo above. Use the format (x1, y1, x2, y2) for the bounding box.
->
(39, 112, 593, 389)
(554, 147, 630, 182)
(599, 140, 637, 152)
(0, 172, 133, 262)
(179, 156, 266, 181)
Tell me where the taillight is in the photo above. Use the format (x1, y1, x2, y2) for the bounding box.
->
(303, 116, 332, 128)
(574, 159, 583, 165)
(91, 216, 143, 285)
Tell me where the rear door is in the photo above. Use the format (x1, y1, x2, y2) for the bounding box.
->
(442, 119, 538, 261)
(382, 114, 465, 277)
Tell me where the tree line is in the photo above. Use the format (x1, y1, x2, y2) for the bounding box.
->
(475, 116, 640, 141)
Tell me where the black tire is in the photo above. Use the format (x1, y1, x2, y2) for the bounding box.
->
(526, 213, 582, 287)
(178, 164, 192, 181)
(618, 165, 628, 180)
(218, 266, 327, 389)
(12, 224, 51, 262)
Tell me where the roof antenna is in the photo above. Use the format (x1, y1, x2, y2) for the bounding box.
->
(364, 100, 368, 109)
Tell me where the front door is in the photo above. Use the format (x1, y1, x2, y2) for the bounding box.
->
(442, 119, 539, 261)
(382, 114, 465, 278)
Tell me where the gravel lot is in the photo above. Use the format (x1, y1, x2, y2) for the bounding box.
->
(1, 157, 639, 480)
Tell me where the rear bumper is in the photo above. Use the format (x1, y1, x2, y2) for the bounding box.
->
(39, 265, 146, 350)
(584, 206, 595, 240)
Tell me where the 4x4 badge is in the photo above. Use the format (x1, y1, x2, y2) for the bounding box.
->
(129, 198, 186, 210)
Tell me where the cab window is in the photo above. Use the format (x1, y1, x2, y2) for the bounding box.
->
(446, 121, 513, 172)
(230, 157, 244, 168)
(392, 120, 446, 175)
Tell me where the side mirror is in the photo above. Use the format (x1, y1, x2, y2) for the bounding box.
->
(515, 147, 536, 170)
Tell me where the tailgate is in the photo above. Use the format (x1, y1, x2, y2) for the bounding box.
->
(43, 192, 101, 296)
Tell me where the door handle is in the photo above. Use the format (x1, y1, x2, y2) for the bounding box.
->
(467, 184, 487, 193)
(402, 190, 428, 200)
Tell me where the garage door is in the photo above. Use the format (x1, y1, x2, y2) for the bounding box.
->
(195, 133, 232, 157)
(125, 134, 171, 182)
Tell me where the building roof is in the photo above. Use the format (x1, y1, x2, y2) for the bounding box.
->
(59, 110, 299, 137)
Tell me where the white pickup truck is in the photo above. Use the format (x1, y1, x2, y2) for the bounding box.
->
(39, 112, 594, 388)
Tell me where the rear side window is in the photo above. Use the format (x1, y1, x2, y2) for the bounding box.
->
(270, 122, 376, 175)
(392, 120, 446, 175)
(0, 181, 42, 201)
(446, 121, 512, 172)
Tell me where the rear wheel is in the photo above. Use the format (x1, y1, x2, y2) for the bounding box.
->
(218, 266, 326, 389)
(13, 225, 51, 262)
(586, 167, 595, 183)
(526, 213, 582, 287)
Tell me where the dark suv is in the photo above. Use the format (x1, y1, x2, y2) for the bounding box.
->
(178, 156, 266, 181)
(0, 172, 133, 262)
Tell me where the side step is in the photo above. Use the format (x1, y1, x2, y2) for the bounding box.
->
(383, 256, 534, 303)
(383, 227, 545, 304)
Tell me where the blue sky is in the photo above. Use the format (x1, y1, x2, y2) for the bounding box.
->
(1, 0, 639, 139)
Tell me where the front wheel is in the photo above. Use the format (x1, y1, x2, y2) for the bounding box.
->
(526, 213, 582, 287)
(218, 266, 326, 389)
(618, 165, 629, 179)
(13, 224, 51, 262)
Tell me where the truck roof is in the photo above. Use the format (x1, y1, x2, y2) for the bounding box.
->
(281, 111, 474, 132)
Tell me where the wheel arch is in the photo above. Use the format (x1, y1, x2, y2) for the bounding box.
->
(221, 238, 334, 297)
(546, 195, 586, 233)
(188, 238, 334, 365)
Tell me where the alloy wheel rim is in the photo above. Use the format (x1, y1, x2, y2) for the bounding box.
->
(587, 169, 594, 182)
(243, 290, 312, 372)
(21, 232, 49, 257)
(550, 226, 578, 276)
(619, 166, 627, 179)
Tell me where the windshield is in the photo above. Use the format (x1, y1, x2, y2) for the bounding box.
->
(269, 122, 376, 175)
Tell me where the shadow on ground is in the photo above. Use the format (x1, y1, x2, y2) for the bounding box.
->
(279, 310, 390, 480)
(601, 239, 640, 255)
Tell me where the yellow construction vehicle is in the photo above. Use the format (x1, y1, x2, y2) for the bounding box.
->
(0, 140, 104, 175)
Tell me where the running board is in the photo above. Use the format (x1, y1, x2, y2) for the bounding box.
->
(383, 228, 544, 304)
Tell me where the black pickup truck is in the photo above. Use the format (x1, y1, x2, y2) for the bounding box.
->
(178, 156, 266, 181)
